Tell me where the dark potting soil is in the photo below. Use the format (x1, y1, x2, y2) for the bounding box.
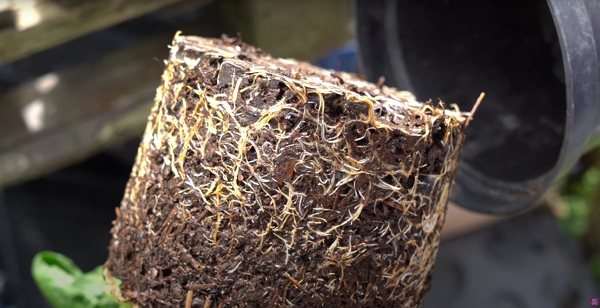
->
(106, 35, 468, 307)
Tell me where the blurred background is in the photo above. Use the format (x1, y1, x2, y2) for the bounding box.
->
(0, 0, 598, 307)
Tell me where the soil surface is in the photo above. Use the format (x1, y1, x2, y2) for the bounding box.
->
(106, 35, 468, 308)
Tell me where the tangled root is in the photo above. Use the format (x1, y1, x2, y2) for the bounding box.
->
(106, 34, 470, 308)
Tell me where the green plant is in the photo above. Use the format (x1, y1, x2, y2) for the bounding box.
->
(554, 166, 600, 295)
(558, 168, 600, 238)
(31, 251, 131, 308)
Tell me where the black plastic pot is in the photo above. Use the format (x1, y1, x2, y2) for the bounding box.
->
(355, 0, 600, 214)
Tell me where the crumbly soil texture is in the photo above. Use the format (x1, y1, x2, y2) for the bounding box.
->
(106, 34, 469, 308)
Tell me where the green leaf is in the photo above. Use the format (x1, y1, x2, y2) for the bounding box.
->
(31, 251, 132, 308)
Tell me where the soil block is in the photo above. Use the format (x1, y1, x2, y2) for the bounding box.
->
(106, 34, 471, 308)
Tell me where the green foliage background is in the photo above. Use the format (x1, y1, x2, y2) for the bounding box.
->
(556, 166, 600, 296)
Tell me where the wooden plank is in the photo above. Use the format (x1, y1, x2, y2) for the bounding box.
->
(220, 0, 353, 61)
(0, 0, 223, 188)
(0, 33, 170, 188)
(0, 0, 209, 64)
